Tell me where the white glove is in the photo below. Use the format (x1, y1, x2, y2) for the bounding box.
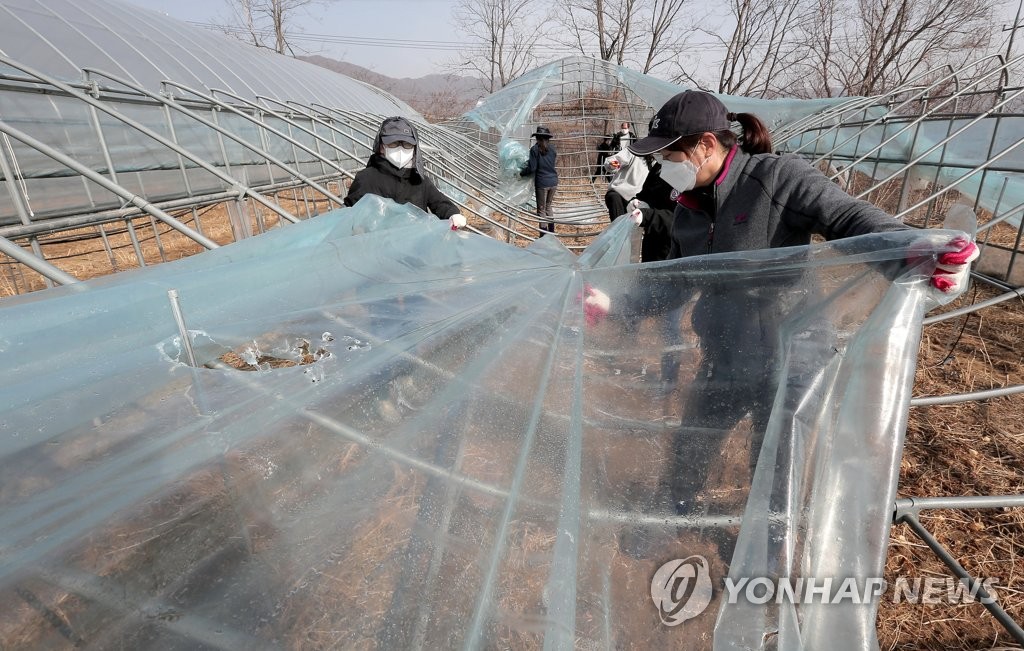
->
(450, 213, 467, 230)
(931, 237, 979, 293)
(627, 199, 648, 226)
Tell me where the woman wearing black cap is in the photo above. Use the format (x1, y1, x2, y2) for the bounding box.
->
(584, 90, 979, 521)
(344, 116, 466, 229)
(520, 125, 559, 236)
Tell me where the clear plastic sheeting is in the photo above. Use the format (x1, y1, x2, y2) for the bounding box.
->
(497, 138, 533, 206)
(465, 56, 862, 147)
(0, 0, 416, 113)
(0, 196, 954, 649)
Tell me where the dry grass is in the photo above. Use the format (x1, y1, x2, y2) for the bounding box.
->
(878, 283, 1024, 650)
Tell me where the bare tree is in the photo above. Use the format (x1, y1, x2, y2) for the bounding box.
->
(782, 0, 1000, 98)
(786, 0, 842, 97)
(708, 0, 804, 97)
(452, 0, 549, 93)
(840, 0, 996, 97)
(639, 0, 689, 74)
(557, 0, 641, 64)
(221, 0, 318, 55)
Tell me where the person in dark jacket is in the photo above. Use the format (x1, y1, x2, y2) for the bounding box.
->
(344, 116, 467, 229)
(610, 121, 638, 153)
(631, 159, 677, 263)
(591, 135, 615, 182)
(520, 125, 559, 236)
(584, 90, 979, 527)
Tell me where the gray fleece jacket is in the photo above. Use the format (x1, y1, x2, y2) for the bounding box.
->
(669, 146, 908, 259)
(662, 146, 910, 374)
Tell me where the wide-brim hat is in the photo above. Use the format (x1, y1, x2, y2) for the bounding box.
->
(531, 125, 553, 139)
(629, 91, 732, 156)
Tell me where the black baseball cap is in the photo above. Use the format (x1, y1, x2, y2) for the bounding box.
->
(379, 116, 418, 145)
(629, 91, 732, 155)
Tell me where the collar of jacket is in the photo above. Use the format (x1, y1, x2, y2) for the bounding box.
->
(370, 153, 417, 180)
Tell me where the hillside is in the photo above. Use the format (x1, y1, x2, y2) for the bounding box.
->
(298, 55, 484, 120)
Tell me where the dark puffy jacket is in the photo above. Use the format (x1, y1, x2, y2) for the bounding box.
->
(521, 143, 559, 189)
(344, 154, 459, 219)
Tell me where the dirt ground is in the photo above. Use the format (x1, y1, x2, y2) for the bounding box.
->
(2, 190, 1023, 649)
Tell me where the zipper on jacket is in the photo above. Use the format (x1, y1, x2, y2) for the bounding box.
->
(706, 183, 720, 254)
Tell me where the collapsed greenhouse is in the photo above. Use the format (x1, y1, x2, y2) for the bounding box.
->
(1, 0, 1023, 649)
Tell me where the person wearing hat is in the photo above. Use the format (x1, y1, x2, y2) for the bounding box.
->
(520, 125, 559, 236)
(344, 116, 467, 229)
(582, 90, 980, 531)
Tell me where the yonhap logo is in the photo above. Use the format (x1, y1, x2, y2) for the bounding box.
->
(650, 556, 713, 626)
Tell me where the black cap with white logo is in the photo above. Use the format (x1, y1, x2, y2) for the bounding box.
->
(629, 91, 732, 156)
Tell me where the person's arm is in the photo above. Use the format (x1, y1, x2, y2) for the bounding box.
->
(343, 172, 366, 207)
(605, 149, 629, 173)
(774, 155, 982, 296)
(422, 178, 460, 219)
(520, 147, 538, 177)
(774, 154, 908, 239)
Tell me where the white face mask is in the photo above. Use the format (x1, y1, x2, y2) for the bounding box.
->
(621, 128, 630, 135)
(385, 147, 415, 169)
(659, 159, 700, 193)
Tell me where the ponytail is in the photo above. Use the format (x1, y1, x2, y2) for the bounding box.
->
(667, 111, 773, 156)
(538, 138, 549, 156)
(725, 112, 772, 155)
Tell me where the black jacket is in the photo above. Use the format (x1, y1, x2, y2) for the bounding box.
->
(610, 130, 638, 152)
(344, 154, 459, 219)
(634, 162, 677, 262)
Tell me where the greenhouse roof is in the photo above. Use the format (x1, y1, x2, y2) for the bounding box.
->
(0, 0, 416, 114)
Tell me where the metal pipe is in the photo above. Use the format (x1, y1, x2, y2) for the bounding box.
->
(923, 287, 1024, 325)
(167, 289, 198, 368)
(0, 119, 219, 250)
(911, 383, 1024, 406)
(0, 233, 79, 286)
(894, 494, 1024, 519)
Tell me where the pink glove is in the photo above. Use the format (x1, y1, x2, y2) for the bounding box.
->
(931, 237, 979, 293)
(580, 284, 610, 326)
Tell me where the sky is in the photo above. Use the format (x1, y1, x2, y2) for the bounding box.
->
(122, 0, 1024, 83)
(123, 0, 468, 79)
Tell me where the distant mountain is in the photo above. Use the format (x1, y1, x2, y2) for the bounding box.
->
(298, 55, 486, 121)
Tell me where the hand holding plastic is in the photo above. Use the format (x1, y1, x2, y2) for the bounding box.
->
(450, 213, 467, 230)
(627, 199, 647, 225)
(580, 284, 610, 326)
(931, 237, 979, 293)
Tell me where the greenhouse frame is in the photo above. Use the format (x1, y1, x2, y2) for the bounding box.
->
(1, 0, 1023, 649)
